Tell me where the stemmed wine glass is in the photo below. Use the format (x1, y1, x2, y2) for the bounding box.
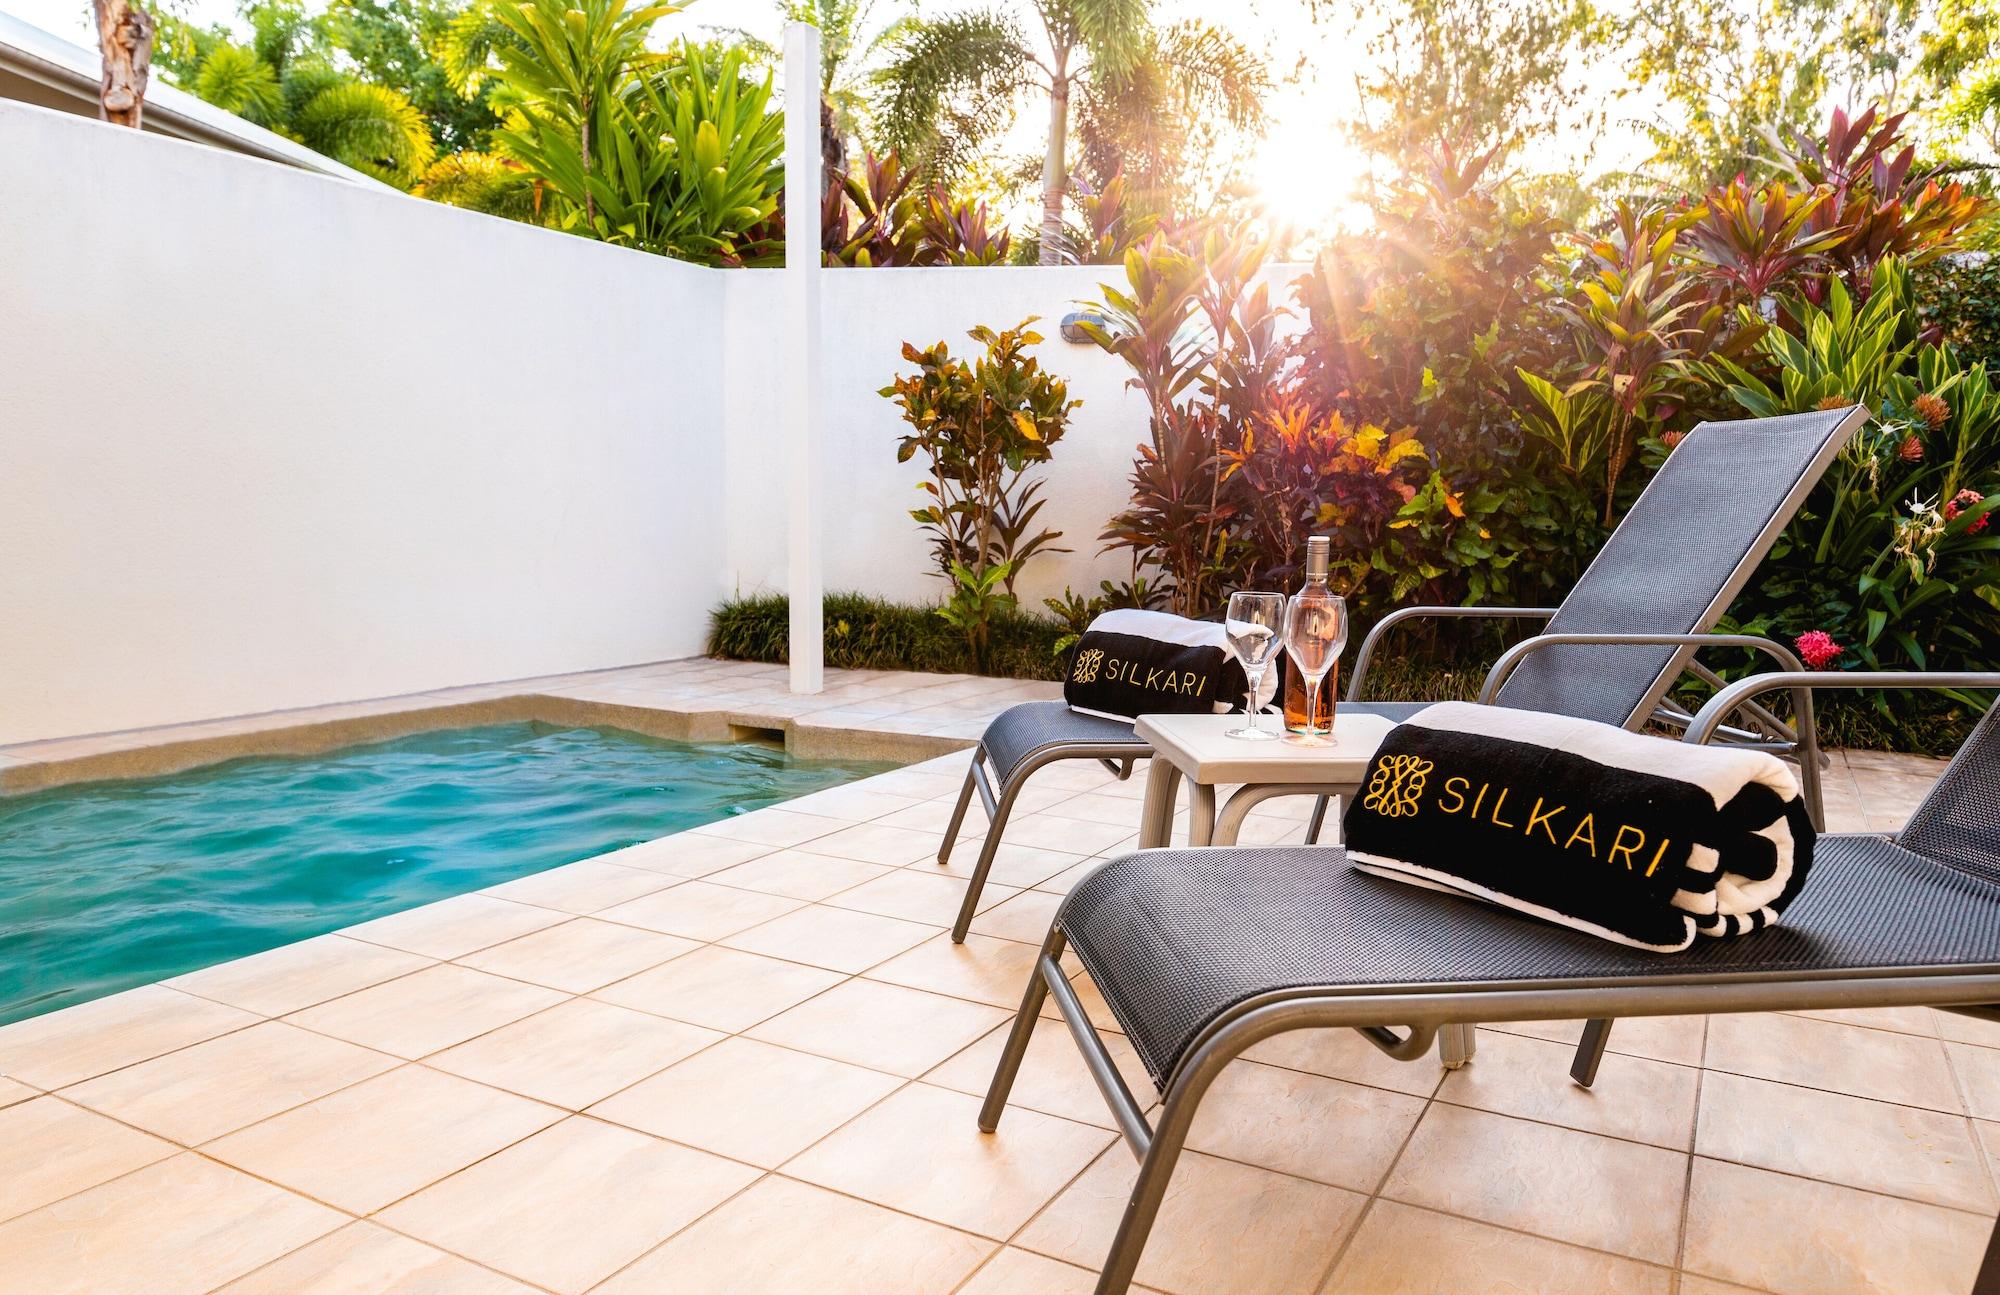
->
(1224, 591, 1286, 741)
(1284, 590, 1348, 747)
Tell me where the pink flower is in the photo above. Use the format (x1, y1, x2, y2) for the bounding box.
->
(1944, 489, 1990, 533)
(1660, 430, 1685, 450)
(1795, 630, 1844, 670)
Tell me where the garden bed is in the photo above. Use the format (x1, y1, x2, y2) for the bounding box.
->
(708, 594, 1979, 755)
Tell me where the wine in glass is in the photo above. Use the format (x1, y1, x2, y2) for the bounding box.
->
(1224, 591, 1286, 741)
(1283, 588, 1349, 747)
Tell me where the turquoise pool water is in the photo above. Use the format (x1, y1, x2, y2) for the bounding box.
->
(0, 723, 892, 1025)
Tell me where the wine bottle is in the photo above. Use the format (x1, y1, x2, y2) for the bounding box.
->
(1283, 536, 1337, 734)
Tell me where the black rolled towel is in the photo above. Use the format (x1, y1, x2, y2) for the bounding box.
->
(1341, 701, 1816, 952)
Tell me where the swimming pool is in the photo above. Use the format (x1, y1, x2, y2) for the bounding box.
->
(0, 722, 893, 1024)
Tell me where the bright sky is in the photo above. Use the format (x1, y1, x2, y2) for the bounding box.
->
(4, 0, 1658, 234)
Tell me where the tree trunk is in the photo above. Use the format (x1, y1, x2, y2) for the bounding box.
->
(820, 96, 847, 258)
(1037, 69, 1070, 266)
(92, 0, 155, 129)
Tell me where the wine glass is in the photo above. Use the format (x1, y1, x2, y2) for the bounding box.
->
(1224, 591, 1286, 741)
(1283, 591, 1349, 747)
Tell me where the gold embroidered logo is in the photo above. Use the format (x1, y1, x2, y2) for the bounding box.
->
(1363, 755, 1432, 817)
(1072, 648, 1105, 684)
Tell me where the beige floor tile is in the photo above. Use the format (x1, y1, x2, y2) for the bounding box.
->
(593, 945, 844, 1032)
(798, 820, 945, 865)
(864, 932, 1045, 1009)
(0, 984, 260, 1090)
(62, 1020, 397, 1145)
(0, 1098, 174, 1223)
(219, 1222, 535, 1293)
(592, 832, 773, 877)
(426, 998, 719, 1109)
(591, 1036, 900, 1167)
(0, 1075, 34, 1108)
(1381, 1104, 1686, 1263)
(692, 808, 849, 848)
(593, 1174, 992, 1295)
(992, 812, 1137, 856)
(1484, 1014, 1707, 1067)
(784, 1082, 1112, 1238)
(1020, 1145, 1365, 1295)
(1321, 1199, 1673, 1295)
(1950, 1041, 2000, 1120)
(704, 849, 895, 900)
(1676, 1278, 1774, 1295)
(0, 1152, 343, 1295)
(930, 842, 1094, 891)
(1035, 858, 1109, 894)
(778, 783, 925, 821)
(1185, 1058, 1425, 1191)
(338, 894, 567, 960)
(479, 859, 679, 914)
(750, 978, 1009, 1077)
(1939, 1008, 2000, 1048)
(1437, 1028, 1700, 1149)
(828, 869, 1019, 926)
(926, 1020, 1156, 1130)
(205, 1065, 562, 1212)
(958, 1246, 1103, 1294)
(1036, 791, 1150, 828)
(1788, 1004, 1939, 1036)
(285, 964, 564, 1059)
(1683, 1156, 1987, 1295)
(968, 888, 1065, 944)
(594, 880, 804, 941)
(164, 935, 433, 1017)
(455, 918, 697, 994)
(1245, 1028, 1446, 1098)
(379, 1117, 758, 1294)
(1705, 1013, 1962, 1112)
(722, 903, 939, 973)
(877, 799, 988, 837)
(1697, 1070, 1993, 1211)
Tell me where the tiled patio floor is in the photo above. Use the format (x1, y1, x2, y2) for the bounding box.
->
(0, 659, 1987, 1294)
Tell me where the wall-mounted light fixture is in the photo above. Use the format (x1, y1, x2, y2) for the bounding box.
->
(1060, 309, 1112, 344)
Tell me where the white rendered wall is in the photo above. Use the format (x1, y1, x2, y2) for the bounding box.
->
(0, 100, 1311, 743)
(0, 102, 728, 743)
(723, 263, 1311, 611)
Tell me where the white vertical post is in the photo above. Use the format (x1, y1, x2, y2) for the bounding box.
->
(783, 21, 824, 695)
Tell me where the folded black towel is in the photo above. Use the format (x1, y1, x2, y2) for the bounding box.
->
(1341, 702, 1816, 952)
(1065, 609, 1255, 721)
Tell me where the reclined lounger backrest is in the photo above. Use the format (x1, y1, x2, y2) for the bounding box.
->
(1897, 699, 2000, 879)
(1492, 406, 1868, 729)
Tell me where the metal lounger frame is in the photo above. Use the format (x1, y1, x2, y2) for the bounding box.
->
(938, 735, 1145, 942)
(982, 669, 2000, 1295)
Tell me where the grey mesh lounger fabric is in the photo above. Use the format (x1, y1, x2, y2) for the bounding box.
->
(978, 679, 2000, 1295)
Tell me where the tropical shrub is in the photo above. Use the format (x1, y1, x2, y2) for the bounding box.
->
(159, 1, 438, 187)
(821, 151, 1018, 268)
(1706, 261, 2000, 692)
(881, 320, 1079, 664)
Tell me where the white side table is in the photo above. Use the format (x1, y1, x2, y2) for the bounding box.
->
(1131, 711, 1396, 849)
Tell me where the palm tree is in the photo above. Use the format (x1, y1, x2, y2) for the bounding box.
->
(877, 0, 1265, 263)
(721, 1, 920, 153)
(159, 4, 437, 186)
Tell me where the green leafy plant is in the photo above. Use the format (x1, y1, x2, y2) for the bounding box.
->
(882, 320, 1080, 664)
(1708, 260, 2000, 693)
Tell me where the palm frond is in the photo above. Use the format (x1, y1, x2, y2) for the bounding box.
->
(192, 43, 285, 123)
(293, 79, 438, 186)
(874, 8, 1036, 183)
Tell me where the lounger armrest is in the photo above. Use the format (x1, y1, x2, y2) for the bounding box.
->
(1475, 632, 1806, 706)
(1685, 672, 2000, 745)
(1346, 605, 1558, 702)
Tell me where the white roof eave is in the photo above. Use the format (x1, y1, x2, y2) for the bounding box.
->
(0, 9, 396, 189)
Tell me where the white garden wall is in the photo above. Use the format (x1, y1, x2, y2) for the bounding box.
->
(0, 100, 1309, 744)
(0, 102, 728, 744)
